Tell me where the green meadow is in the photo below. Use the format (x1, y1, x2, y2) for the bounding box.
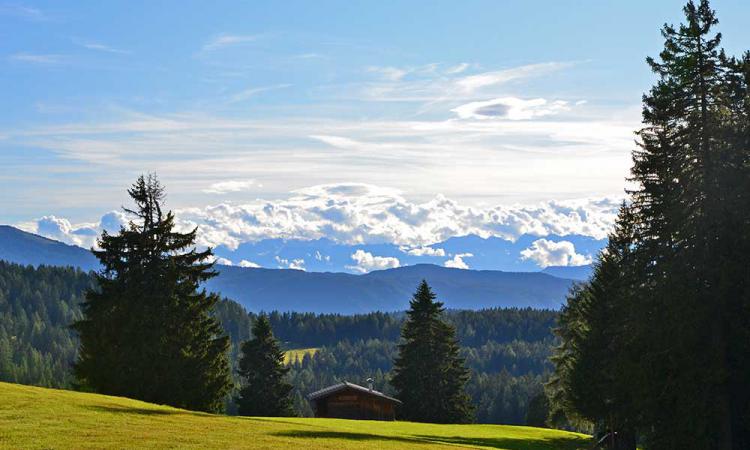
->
(0, 382, 591, 449)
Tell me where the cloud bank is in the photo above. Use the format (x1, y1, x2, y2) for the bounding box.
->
(18, 183, 620, 253)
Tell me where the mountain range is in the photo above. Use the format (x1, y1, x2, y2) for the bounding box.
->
(0, 225, 590, 313)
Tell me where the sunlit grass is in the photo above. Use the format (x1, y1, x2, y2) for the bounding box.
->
(0, 382, 591, 449)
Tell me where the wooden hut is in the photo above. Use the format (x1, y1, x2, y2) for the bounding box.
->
(307, 381, 401, 421)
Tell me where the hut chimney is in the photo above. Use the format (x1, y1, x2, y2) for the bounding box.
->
(367, 377, 374, 391)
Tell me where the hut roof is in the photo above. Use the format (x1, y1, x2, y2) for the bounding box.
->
(307, 381, 402, 404)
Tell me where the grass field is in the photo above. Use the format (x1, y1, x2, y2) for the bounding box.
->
(0, 382, 591, 449)
(283, 347, 319, 364)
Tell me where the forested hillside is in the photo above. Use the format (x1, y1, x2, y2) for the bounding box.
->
(0, 261, 94, 386)
(1, 260, 559, 424)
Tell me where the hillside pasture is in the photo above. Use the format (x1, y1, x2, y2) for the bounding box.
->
(0, 382, 591, 449)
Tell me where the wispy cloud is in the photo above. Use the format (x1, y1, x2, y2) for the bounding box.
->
(455, 62, 569, 93)
(344, 61, 576, 103)
(227, 84, 292, 104)
(8, 53, 67, 65)
(73, 39, 130, 55)
(201, 34, 260, 52)
(0, 3, 47, 20)
(445, 62, 470, 74)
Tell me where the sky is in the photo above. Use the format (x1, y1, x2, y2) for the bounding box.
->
(2, 1, 750, 271)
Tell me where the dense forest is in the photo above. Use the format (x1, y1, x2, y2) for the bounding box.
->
(0, 259, 557, 424)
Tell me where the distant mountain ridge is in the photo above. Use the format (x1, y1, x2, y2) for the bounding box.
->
(0, 225, 99, 271)
(207, 263, 574, 313)
(0, 225, 579, 313)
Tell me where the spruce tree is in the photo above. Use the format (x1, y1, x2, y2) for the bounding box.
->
(551, 1, 750, 447)
(235, 315, 294, 417)
(548, 205, 638, 449)
(73, 175, 231, 413)
(390, 280, 473, 423)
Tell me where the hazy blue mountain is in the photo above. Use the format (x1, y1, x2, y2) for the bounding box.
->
(0, 225, 579, 313)
(213, 233, 607, 273)
(207, 263, 574, 314)
(542, 265, 593, 281)
(0, 225, 99, 271)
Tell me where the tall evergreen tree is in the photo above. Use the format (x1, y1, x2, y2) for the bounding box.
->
(73, 175, 231, 413)
(548, 205, 638, 449)
(552, 1, 750, 448)
(390, 280, 473, 423)
(235, 315, 294, 417)
(629, 1, 750, 447)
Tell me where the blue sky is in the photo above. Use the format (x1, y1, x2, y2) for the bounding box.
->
(2, 1, 750, 271)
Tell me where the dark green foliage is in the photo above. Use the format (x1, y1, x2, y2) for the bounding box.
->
(551, 1, 750, 448)
(548, 205, 638, 442)
(0, 261, 93, 387)
(235, 315, 294, 416)
(525, 391, 550, 428)
(390, 281, 474, 424)
(263, 307, 557, 349)
(72, 175, 231, 413)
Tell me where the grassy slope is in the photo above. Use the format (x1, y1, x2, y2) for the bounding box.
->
(0, 382, 591, 450)
(283, 347, 319, 364)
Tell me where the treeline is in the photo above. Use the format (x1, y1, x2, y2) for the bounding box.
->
(260, 308, 557, 348)
(0, 259, 558, 424)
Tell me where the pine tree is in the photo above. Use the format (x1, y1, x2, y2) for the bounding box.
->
(390, 280, 473, 423)
(548, 204, 638, 449)
(235, 315, 294, 417)
(551, 1, 750, 447)
(73, 175, 231, 413)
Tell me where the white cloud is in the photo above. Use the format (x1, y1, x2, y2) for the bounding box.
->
(275, 256, 305, 271)
(346, 249, 400, 273)
(21, 184, 620, 251)
(238, 259, 261, 268)
(314, 250, 330, 262)
(452, 97, 572, 120)
(444, 253, 473, 269)
(214, 257, 233, 266)
(403, 246, 446, 257)
(520, 239, 592, 268)
(201, 34, 259, 52)
(203, 180, 257, 194)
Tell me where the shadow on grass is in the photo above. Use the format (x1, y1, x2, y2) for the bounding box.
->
(273, 430, 591, 450)
(414, 434, 591, 450)
(272, 430, 420, 444)
(85, 405, 206, 417)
